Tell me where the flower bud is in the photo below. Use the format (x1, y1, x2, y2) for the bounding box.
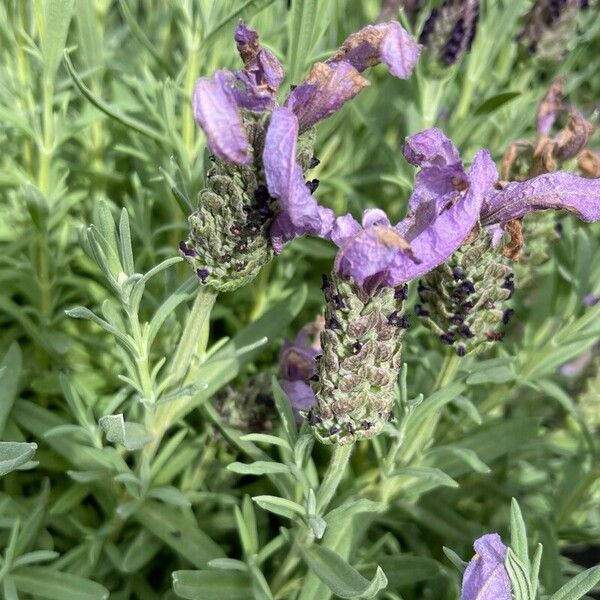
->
(307, 275, 407, 444)
(419, 0, 479, 67)
(415, 230, 513, 356)
(461, 534, 511, 600)
(518, 0, 580, 62)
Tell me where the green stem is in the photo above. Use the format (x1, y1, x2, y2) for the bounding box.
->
(453, 76, 476, 124)
(433, 352, 461, 391)
(169, 287, 217, 387)
(316, 444, 353, 514)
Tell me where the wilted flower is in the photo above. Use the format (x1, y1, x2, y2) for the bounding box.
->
(279, 317, 324, 419)
(182, 21, 421, 290)
(419, 0, 479, 67)
(411, 127, 600, 354)
(578, 149, 600, 178)
(461, 534, 511, 600)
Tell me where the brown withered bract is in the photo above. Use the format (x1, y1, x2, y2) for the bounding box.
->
(502, 220, 524, 261)
(578, 149, 600, 178)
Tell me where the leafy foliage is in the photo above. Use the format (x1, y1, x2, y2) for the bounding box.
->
(0, 1, 599, 599)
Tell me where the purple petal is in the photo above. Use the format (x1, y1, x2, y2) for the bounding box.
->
(403, 128, 462, 169)
(280, 380, 316, 418)
(362, 208, 391, 228)
(330, 214, 362, 247)
(481, 172, 600, 226)
(192, 70, 251, 164)
(390, 150, 497, 285)
(461, 534, 511, 600)
(329, 22, 421, 78)
(285, 61, 370, 131)
(334, 224, 412, 287)
(233, 22, 284, 112)
(280, 345, 319, 381)
(264, 107, 335, 249)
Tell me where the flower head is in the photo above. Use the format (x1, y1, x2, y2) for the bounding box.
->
(330, 128, 496, 290)
(461, 534, 511, 600)
(192, 21, 420, 252)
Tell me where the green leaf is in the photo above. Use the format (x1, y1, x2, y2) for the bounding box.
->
(239, 433, 292, 451)
(442, 546, 467, 574)
(135, 501, 224, 568)
(148, 486, 191, 508)
(299, 544, 388, 599)
(41, 0, 75, 81)
(122, 529, 162, 573)
(324, 499, 385, 527)
(376, 555, 441, 587)
(287, 0, 317, 83)
(427, 447, 490, 474)
(0, 442, 37, 477)
(172, 570, 252, 600)
(204, 0, 277, 45)
(0, 342, 22, 436)
(272, 377, 299, 446)
(64, 52, 167, 143)
(252, 495, 305, 520)
(99, 414, 152, 451)
(548, 566, 600, 600)
(227, 461, 291, 475)
(474, 91, 522, 116)
(510, 498, 530, 574)
(12, 567, 108, 600)
(208, 558, 248, 572)
(505, 548, 533, 600)
(393, 467, 459, 489)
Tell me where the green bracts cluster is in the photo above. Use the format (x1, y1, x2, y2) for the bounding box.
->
(308, 275, 407, 445)
(416, 232, 514, 356)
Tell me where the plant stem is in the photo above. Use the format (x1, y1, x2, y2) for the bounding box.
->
(433, 352, 461, 391)
(316, 444, 353, 514)
(169, 287, 217, 387)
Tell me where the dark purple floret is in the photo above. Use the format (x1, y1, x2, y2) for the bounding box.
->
(554, 222, 563, 235)
(440, 332, 456, 345)
(453, 266, 465, 281)
(308, 411, 321, 425)
(460, 325, 475, 338)
(502, 308, 515, 324)
(460, 280, 476, 294)
(196, 268, 209, 283)
(451, 314, 464, 325)
(310, 373, 319, 382)
(352, 341, 363, 354)
(230, 225, 242, 236)
(254, 184, 270, 203)
(179, 241, 197, 257)
(419, 7, 439, 45)
(332, 294, 345, 309)
(451, 289, 465, 303)
(321, 274, 331, 291)
(461, 301, 474, 310)
(329, 425, 341, 436)
(235, 240, 248, 253)
(415, 304, 430, 317)
(327, 316, 341, 330)
(456, 344, 466, 357)
(309, 156, 321, 169)
(395, 284, 408, 300)
(306, 179, 320, 194)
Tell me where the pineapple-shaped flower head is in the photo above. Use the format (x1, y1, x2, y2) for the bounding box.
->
(181, 21, 421, 292)
(419, 0, 479, 68)
(410, 128, 600, 355)
(303, 139, 498, 444)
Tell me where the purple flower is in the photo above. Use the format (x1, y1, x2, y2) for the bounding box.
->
(279, 319, 324, 418)
(461, 534, 511, 600)
(263, 107, 335, 253)
(192, 21, 421, 250)
(331, 129, 496, 289)
(404, 129, 600, 248)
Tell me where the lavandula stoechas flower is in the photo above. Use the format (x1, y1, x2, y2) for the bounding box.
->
(279, 317, 323, 421)
(181, 22, 421, 291)
(501, 79, 596, 282)
(518, 0, 581, 62)
(306, 144, 497, 444)
(411, 128, 600, 355)
(419, 0, 479, 68)
(461, 534, 511, 600)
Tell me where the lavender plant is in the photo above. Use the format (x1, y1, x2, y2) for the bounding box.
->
(1, 1, 600, 600)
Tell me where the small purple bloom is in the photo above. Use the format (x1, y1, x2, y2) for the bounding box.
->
(192, 70, 252, 164)
(332, 139, 496, 289)
(461, 534, 511, 600)
(285, 61, 370, 132)
(481, 172, 600, 226)
(279, 320, 324, 418)
(263, 107, 335, 252)
(330, 21, 421, 79)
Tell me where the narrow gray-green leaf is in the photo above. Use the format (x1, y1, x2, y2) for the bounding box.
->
(12, 567, 108, 600)
(42, 0, 75, 81)
(172, 570, 252, 600)
(548, 566, 600, 600)
(0, 442, 37, 477)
